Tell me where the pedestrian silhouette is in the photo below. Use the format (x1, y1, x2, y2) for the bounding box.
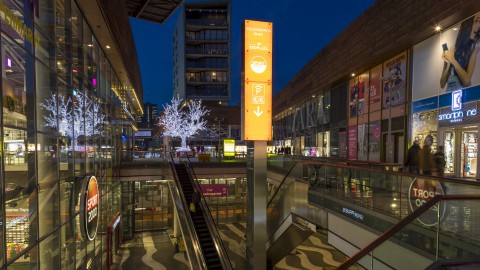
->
(405, 140, 421, 174)
(419, 135, 435, 175)
(434, 145, 446, 176)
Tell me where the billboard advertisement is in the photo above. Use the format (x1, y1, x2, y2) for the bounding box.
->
(348, 125, 357, 160)
(242, 20, 273, 140)
(349, 75, 368, 118)
(223, 139, 235, 157)
(412, 12, 480, 102)
(382, 52, 407, 108)
(369, 65, 382, 112)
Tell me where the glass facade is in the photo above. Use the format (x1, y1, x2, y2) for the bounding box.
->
(0, 0, 135, 268)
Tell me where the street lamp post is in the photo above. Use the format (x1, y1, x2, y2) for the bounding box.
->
(214, 117, 224, 162)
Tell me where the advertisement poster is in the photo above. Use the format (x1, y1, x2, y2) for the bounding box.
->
(349, 76, 367, 118)
(368, 121, 381, 162)
(349, 78, 358, 118)
(357, 124, 368, 160)
(412, 12, 480, 101)
(339, 130, 347, 158)
(348, 125, 357, 160)
(382, 52, 407, 108)
(369, 65, 382, 112)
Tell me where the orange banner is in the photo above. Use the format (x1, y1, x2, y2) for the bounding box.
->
(243, 20, 273, 141)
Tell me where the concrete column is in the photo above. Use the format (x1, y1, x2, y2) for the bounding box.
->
(246, 141, 267, 269)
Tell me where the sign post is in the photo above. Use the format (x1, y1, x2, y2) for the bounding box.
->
(242, 20, 272, 269)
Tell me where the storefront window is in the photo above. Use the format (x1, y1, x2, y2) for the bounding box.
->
(36, 61, 56, 133)
(357, 124, 368, 160)
(40, 230, 60, 269)
(4, 127, 37, 263)
(412, 110, 438, 148)
(60, 221, 76, 269)
(75, 214, 86, 268)
(71, 1, 83, 71)
(368, 121, 381, 161)
(2, 35, 31, 129)
(38, 132, 60, 237)
(316, 131, 330, 157)
(9, 245, 37, 269)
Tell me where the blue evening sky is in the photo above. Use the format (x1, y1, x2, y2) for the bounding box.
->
(130, 0, 376, 107)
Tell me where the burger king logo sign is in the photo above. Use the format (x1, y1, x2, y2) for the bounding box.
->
(80, 176, 99, 241)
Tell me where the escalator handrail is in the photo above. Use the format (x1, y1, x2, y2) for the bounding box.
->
(425, 259, 480, 270)
(183, 158, 234, 270)
(337, 194, 480, 270)
(168, 161, 208, 269)
(267, 162, 298, 209)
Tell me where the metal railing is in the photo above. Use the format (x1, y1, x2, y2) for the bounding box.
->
(337, 194, 480, 270)
(267, 160, 480, 269)
(167, 157, 207, 269)
(184, 156, 233, 269)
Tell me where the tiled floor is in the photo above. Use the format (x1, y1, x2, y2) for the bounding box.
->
(116, 224, 352, 270)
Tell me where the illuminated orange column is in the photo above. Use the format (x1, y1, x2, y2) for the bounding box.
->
(242, 20, 273, 141)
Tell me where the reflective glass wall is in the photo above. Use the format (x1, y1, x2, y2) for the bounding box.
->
(1, 0, 130, 269)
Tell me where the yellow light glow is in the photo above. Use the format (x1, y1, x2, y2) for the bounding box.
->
(243, 20, 273, 141)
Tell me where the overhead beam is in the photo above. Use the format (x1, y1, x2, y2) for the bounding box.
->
(135, 0, 153, 18)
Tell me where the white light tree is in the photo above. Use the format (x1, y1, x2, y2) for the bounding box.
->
(39, 93, 72, 137)
(158, 94, 209, 151)
(39, 91, 109, 145)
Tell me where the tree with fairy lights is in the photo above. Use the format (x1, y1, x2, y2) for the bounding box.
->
(158, 94, 209, 151)
(39, 91, 109, 143)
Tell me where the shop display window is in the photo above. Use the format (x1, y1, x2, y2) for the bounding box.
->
(316, 131, 330, 157)
(39, 231, 60, 269)
(444, 131, 455, 174)
(8, 245, 37, 269)
(412, 110, 438, 152)
(368, 121, 381, 162)
(462, 132, 478, 178)
(357, 124, 368, 160)
(60, 221, 76, 269)
(36, 61, 57, 133)
(2, 35, 32, 129)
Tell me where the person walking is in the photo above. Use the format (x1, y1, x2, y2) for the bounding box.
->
(190, 189, 201, 213)
(434, 145, 446, 176)
(419, 135, 435, 175)
(404, 140, 421, 174)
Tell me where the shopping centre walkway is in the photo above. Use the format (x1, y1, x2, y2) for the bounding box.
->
(116, 224, 352, 269)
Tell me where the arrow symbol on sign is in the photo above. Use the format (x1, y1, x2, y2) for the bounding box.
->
(253, 106, 263, 117)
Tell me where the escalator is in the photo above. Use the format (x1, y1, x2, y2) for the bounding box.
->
(266, 164, 316, 266)
(266, 213, 316, 266)
(173, 163, 221, 268)
(170, 162, 232, 270)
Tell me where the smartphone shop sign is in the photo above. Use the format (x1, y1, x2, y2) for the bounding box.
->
(438, 101, 478, 127)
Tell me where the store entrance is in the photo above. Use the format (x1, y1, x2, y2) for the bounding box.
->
(441, 129, 478, 178)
